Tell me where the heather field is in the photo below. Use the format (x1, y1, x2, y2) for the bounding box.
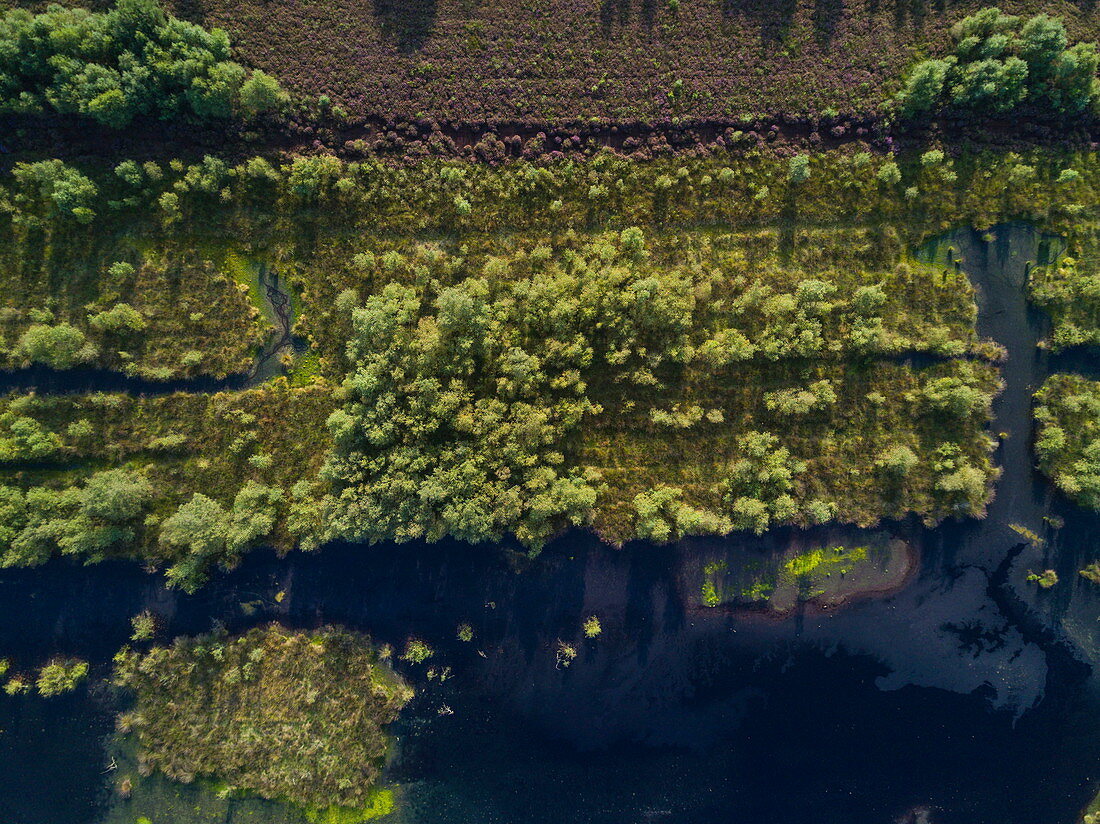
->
(157, 0, 1100, 125)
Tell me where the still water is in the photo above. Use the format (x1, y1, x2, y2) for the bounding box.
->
(2, 224, 1100, 824)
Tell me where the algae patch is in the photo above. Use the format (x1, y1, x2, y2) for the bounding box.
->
(697, 534, 913, 614)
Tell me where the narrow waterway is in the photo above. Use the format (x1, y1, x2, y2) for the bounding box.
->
(1, 224, 1100, 824)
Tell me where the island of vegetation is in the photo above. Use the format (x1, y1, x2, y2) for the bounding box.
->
(112, 624, 412, 819)
(0, 146, 1060, 586)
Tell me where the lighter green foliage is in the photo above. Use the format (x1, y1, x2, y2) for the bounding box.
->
(632, 486, 730, 542)
(36, 659, 88, 696)
(17, 323, 98, 368)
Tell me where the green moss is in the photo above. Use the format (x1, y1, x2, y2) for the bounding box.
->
(222, 251, 269, 322)
(288, 350, 324, 386)
(783, 546, 869, 580)
(304, 789, 395, 823)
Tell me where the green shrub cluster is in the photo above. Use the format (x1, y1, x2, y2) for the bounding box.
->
(895, 7, 1100, 120)
(35, 658, 89, 696)
(159, 482, 282, 591)
(317, 227, 997, 549)
(2, 657, 88, 696)
(0, 383, 332, 584)
(632, 486, 730, 542)
(113, 624, 412, 810)
(718, 431, 835, 535)
(0, 467, 154, 567)
(1029, 252, 1100, 350)
(1034, 374, 1100, 508)
(0, 0, 287, 128)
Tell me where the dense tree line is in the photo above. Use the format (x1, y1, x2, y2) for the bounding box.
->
(0, 0, 287, 128)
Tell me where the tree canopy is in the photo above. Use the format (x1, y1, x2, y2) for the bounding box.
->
(0, 0, 288, 127)
(895, 7, 1100, 119)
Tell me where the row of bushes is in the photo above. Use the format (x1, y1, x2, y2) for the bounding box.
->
(5, 148, 1091, 243)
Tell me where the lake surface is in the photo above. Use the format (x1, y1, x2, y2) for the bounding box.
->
(2, 224, 1100, 824)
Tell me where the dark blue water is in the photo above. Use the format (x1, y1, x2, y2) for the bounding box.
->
(1, 224, 1100, 824)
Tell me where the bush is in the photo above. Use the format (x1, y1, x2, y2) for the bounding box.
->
(788, 154, 811, 184)
(12, 161, 98, 222)
(17, 323, 98, 369)
(89, 303, 146, 335)
(36, 659, 88, 697)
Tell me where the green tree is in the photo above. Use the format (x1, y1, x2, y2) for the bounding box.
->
(238, 70, 289, 117)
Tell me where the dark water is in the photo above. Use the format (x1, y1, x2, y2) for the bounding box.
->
(3, 224, 1100, 824)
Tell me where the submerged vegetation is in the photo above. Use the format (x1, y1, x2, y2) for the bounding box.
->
(698, 535, 912, 613)
(113, 624, 411, 811)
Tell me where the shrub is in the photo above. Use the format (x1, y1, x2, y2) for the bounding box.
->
(1027, 569, 1058, 588)
(12, 161, 98, 222)
(130, 610, 157, 642)
(89, 304, 146, 335)
(36, 659, 88, 696)
(400, 638, 434, 664)
(238, 70, 290, 117)
(788, 154, 811, 184)
(17, 323, 98, 369)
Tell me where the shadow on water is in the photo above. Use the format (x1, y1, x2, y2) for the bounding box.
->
(4, 224, 1100, 823)
(0, 365, 248, 396)
(0, 270, 302, 396)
